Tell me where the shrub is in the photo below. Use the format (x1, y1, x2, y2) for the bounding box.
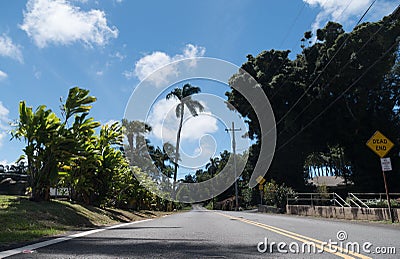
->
(364, 199, 400, 208)
(263, 180, 296, 210)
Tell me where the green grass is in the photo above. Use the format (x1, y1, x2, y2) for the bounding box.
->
(0, 195, 110, 246)
(182, 205, 193, 211)
(204, 201, 213, 210)
(0, 195, 174, 249)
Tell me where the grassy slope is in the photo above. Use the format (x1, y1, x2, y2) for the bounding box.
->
(0, 195, 175, 250)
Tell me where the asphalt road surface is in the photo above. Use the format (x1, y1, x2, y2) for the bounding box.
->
(2, 205, 399, 258)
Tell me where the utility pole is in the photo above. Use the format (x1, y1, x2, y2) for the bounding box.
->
(226, 122, 241, 211)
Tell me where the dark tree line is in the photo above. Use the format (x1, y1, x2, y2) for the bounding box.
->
(226, 9, 400, 192)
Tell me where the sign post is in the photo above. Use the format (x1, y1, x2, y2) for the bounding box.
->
(366, 131, 395, 223)
(380, 158, 392, 172)
(257, 176, 266, 205)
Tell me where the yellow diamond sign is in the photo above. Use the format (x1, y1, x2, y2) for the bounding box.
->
(366, 131, 394, 158)
(256, 175, 266, 185)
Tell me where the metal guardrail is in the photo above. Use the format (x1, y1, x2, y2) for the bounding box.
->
(287, 193, 350, 207)
(333, 193, 351, 207)
(348, 193, 369, 208)
(288, 192, 400, 208)
(349, 193, 400, 208)
(350, 193, 400, 200)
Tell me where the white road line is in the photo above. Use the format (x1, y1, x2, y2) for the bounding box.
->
(0, 219, 153, 258)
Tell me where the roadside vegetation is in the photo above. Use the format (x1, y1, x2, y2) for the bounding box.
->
(0, 195, 174, 249)
(185, 10, 400, 210)
(0, 7, 398, 234)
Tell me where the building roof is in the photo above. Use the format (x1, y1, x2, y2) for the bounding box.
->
(308, 176, 352, 187)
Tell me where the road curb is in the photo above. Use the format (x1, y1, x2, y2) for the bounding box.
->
(0, 218, 154, 258)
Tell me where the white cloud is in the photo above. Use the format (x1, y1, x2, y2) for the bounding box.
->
(34, 71, 41, 79)
(96, 70, 103, 76)
(193, 138, 215, 159)
(303, 0, 398, 31)
(0, 160, 9, 165)
(0, 135, 9, 152)
(104, 119, 119, 126)
(33, 66, 41, 79)
(111, 51, 125, 61)
(124, 51, 173, 85)
(147, 98, 218, 144)
(147, 98, 218, 169)
(20, 0, 119, 48)
(125, 44, 206, 87)
(0, 102, 10, 147)
(171, 134, 217, 169)
(0, 102, 9, 121)
(0, 34, 23, 63)
(0, 70, 8, 81)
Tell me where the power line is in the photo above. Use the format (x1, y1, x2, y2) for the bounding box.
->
(245, 0, 356, 106)
(268, 0, 357, 102)
(336, 0, 354, 23)
(245, 1, 308, 102)
(256, 0, 384, 143)
(268, 0, 330, 101)
(275, 39, 399, 153)
(276, 16, 388, 138)
(279, 1, 307, 48)
(274, 0, 377, 127)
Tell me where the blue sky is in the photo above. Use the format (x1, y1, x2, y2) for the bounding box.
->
(0, 0, 397, 177)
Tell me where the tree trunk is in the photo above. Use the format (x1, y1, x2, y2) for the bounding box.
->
(173, 103, 184, 200)
(31, 184, 50, 201)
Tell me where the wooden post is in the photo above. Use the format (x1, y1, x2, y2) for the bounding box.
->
(382, 170, 394, 223)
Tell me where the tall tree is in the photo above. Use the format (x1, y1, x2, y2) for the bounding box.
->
(206, 157, 220, 179)
(226, 9, 400, 191)
(121, 119, 152, 171)
(12, 87, 98, 201)
(166, 83, 204, 194)
(149, 143, 175, 178)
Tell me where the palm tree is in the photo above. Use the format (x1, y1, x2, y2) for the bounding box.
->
(206, 157, 220, 178)
(206, 157, 220, 209)
(166, 83, 204, 194)
(121, 119, 151, 152)
(121, 119, 152, 170)
(149, 143, 174, 177)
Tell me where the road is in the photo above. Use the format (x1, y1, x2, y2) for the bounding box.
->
(2, 205, 399, 258)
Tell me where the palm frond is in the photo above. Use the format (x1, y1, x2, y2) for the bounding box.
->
(175, 103, 182, 118)
(186, 100, 204, 116)
(182, 83, 201, 97)
(166, 88, 182, 100)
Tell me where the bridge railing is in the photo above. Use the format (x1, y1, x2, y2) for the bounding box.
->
(286, 192, 350, 207)
(348, 193, 400, 208)
(287, 192, 400, 208)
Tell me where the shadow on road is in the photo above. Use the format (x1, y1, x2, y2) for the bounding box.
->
(107, 226, 182, 230)
(12, 236, 264, 259)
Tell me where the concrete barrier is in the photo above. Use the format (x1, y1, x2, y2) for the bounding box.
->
(258, 205, 283, 214)
(286, 205, 400, 222)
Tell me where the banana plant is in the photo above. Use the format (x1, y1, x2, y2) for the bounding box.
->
(12, 87, 98, 201)
(12, 102, 62, 201)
